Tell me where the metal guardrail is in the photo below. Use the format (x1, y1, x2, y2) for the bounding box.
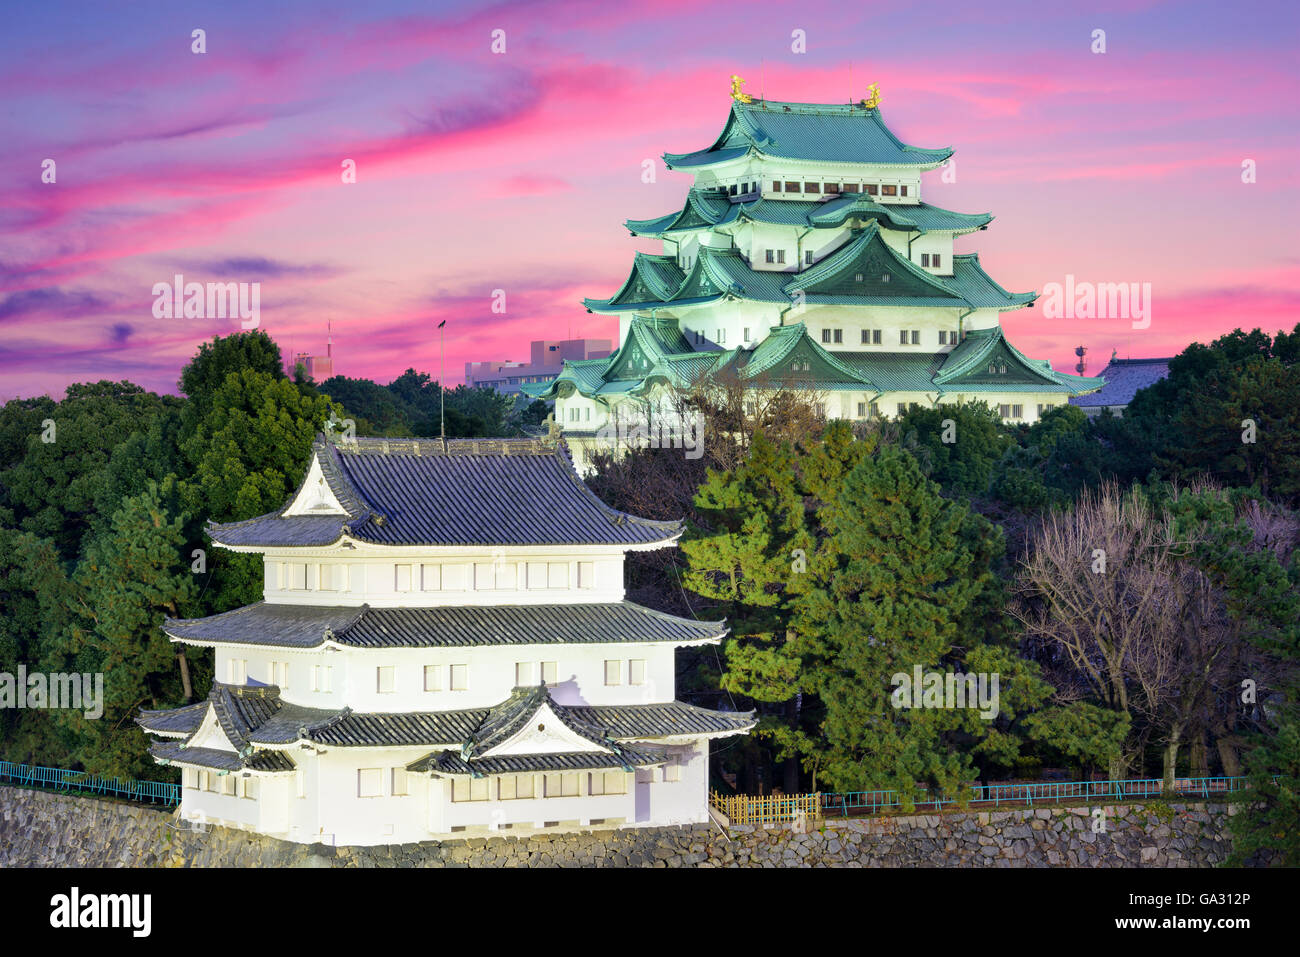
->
(0, 760, 180, 805)
(712, 776, 1253, 824)
(818, 776, 1250, 817)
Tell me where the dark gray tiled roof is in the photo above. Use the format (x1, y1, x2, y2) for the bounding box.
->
(209, 683, 282, 751)
(407, 744, 668, 776)
(306, 710, 482, 748)
(576, 701, 756, 739)
(149, 741, 297, 773)
(138, 686, 751, 753)
(207, 435, 682, 548)
(465, 685, 614, 759)
(137, 701, 208, 737)
(1070, 357, 1172, 408)
(162, 601, 726, 649)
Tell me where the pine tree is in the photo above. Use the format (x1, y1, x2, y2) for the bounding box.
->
(792, 444, 1047, 802)
(58, 482, 197, 778)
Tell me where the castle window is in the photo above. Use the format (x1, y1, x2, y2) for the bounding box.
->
(823, 182, 840, 193)
(358, 769, 383, 798)
(939, 331, 948, 345)
(776, 249, 786, 264)
(515, 662, 536, 686)
(833, 329, 843, 343)
(499, 775, 534, 800)
(822, 329, 832, 343)
(804, 182, 820, 194)
(312, 664, 332, 692)
(900, 330, 909, 345)
(921, 253, 931, 267)
(765, 249, 775, 263)
(544, 773, 580, 798)
(805, 250, 814, 265)
(629, 659, 647, 686)
(882, 185, 898, 196)
(577, 561, 595, 588)
(743, 326, 751, 341)
(999, 404, 1011, 418)
(870, 401, 879, 417)
(857, 402, 867, 417)
(541, 661, 558, 685)
(452, 777, 490, 802)
(441, 563, 468, 590)
(450, 664, 468, 691)
(881, 273, 891, 283)
(911, 330, 919, 344)
(865, 184, 878, 195)
(424, 665, 442, 691)
(716, 328, 726, 344)
(843, 183, 860, 193)
(772, 181, 781, 192)
(785, 181, 800, 193)
(729, 184, 738, 195)
(604, 660, 622, 686)
(376, 666, 395, 694)
(1013, 404, 1023, 418)
(855, 272, 864, 282)
(228, 658, 247, 684)
(663, 761, 681, 783)
(395, 564, 413, 591)
(900, 185, 909, 197)
(932, 253, 941, 268)
(391, 770, 408, 797)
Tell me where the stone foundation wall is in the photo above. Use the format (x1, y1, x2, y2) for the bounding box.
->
(0, 786, 1249, 867)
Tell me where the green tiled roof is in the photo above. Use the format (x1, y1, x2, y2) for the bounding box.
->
(626, 190, 990, 238)
(586, 230, 1034, 314)
(664, 100, 952, 169)
(936, 326, 1104, 394)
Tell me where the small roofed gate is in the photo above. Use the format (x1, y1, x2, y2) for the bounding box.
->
(710, 791, 823, 826)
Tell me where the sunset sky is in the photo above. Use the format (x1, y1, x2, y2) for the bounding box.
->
(1, 0, 1296, 399)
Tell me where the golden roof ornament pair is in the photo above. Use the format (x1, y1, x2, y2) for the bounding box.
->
(728, 75, 880, 108)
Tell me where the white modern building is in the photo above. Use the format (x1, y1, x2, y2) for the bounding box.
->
(138, 435, 752, 846)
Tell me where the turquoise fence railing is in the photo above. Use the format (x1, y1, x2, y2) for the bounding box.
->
(819, 775, 1251, 817)
(0, 760, 179, 805)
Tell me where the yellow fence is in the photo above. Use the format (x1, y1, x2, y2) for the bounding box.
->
(710, 790, 824, 826)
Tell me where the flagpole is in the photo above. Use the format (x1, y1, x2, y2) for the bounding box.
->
(438, 319, 447, 449)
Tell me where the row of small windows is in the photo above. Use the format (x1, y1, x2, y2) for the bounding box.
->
(449, 770, 640, 803)
(228, 658, 646, 696)
(690, 327, 760, 345)
(815, 329, 963, 346)
(185, 769, 259, 798)
(770, 181, 909, 197)
(277, 561, 598, 593)
(566, 406, 593, 422)
(760, 252, 940, 270)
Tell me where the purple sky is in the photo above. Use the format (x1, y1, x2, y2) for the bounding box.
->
(1, 0, 1297, 399)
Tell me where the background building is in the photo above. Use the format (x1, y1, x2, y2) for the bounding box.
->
(524, 87, 1106, 468)
(1069, 354, 1173, 417)
(467, 338, 612, 394)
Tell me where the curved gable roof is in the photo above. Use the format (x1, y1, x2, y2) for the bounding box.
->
(208, 436, 683, 549)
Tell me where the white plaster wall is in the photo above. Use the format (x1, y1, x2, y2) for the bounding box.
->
(261, 551, 627, 607)
(213, 642, 681, 712)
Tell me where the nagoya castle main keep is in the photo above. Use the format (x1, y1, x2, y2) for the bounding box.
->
(524, 80, 1102, 462)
